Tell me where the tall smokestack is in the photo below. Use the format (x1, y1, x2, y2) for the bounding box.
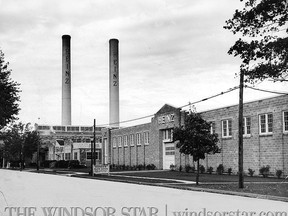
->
(109, 39, 119, 128)
(62, 35, 71, 125)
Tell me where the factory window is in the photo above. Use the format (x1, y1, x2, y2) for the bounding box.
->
(136, 133, 141, 146)
(118, 136, 122, 147)
(96, 137, 102, 143)
(38, 125, 50, 130)
(283, 111, 288, 133)
(210, 122, 216, 134)
(86, 151, 100, 160)
(112, 137, 117, 148)
(165, 146, 175, 155)
(123, 135, 128, 147)
(259, 113, 273, 135)
(80, 127, 93, 132)
(129, 134, 135, 146)
(163, 129, 173, 142)
(53, 126, 65, 131)
(144, 131, 149, 145)
(243, 117, 251, 136)
(74, 152, 78, 160)
(67, 126, 80, 132)
(222, 119, 232, 138)
(65, 153, 71, 160)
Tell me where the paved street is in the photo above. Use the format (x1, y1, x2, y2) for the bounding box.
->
(0, 169, 287, 216)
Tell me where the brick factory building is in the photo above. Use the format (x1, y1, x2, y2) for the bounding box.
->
(102, 94, 288, 175)
(36, 36, 288, 175)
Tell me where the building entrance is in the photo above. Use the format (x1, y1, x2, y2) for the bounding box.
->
(163, 142, 175, 169)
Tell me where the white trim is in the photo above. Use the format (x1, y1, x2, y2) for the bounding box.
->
(123, 135, 128, 147)
(118, 136, 122, 147)
(129, 134, 135, 146)
(112, 137, 117, 148)
(259, 113, 273, 135)
(222, 119, 232, 138)
(163, 129, 173, 142)
(243, 116, 251, 137)
(283, 111, 288, 133)
(143, 131, 149, 145)
(136, 133, 141, 146)
(210, 121, 216, 134)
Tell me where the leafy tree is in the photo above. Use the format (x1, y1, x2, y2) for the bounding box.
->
(23, 130, 40, 160)
(224, 0, 288, 82)
(0, 49, 20, 129)
(2, 122, 41, 168)
(2, 123, 24, 163)
(173, 112, 220, 185)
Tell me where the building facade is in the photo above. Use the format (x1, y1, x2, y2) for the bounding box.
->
(39, 95, 288, 175)
(38, 125, 103, 166)
(102, 95, 288, 175)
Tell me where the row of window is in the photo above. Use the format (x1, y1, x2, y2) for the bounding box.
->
(213, 111, 288, 138)
(64, 151, 101, 160)
(38, 125, 100, 132)
(112, 131, 150, 148)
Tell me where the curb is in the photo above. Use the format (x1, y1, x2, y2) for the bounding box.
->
(71, 174, 288, 203)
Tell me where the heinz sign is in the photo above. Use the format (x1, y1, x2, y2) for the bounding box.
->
(158, 113, 175, 124)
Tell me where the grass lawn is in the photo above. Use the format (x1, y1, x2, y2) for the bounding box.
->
(113, 170, 286, 183)
(24, 168, 288, 199)
(184, 183, 288, 198)
(110, 170, 288, 198)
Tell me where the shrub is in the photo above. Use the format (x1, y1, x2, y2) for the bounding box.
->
(207, 167, 213, 174)
(55, 160, 69, 168)
(248, 168, 255, 177)
(146, 164, 156, 170)
(68, 160, 80, 168)
(41, 160, 56, 168)
(216, 164, 224, 175)
(227, 168, 232, 175)
(28, 162, 37, 167)
(276, 170, 283, 179)
(199, 165, 205, 174)
(259, 165, 270, 178)
(191, 166, 196, 173)
(136, 164, 144, 170)
(10, 160, 21, 167)
(185, 164, 192, 173)
(170, 164, 175, 171)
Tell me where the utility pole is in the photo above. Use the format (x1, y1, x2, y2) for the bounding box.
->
(238, 71, 244, 189)
(37, 137, 40, 172)
(90, 139, 93, 176)
(93, 119, 96, 167)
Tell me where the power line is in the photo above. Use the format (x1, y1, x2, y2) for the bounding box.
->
(245, 85, 288, 95)
(98, 86, 240, 127)
(179, 86, 239, 109)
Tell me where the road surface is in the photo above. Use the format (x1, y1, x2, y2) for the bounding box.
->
(0, 169, 287, 216)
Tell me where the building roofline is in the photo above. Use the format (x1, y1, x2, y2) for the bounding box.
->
(198, 94, 288, 114)
(111, 122, 151, 131)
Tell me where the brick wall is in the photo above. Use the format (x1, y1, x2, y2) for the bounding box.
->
(104, 96, 288, 175)
(199, 95, 288, 175)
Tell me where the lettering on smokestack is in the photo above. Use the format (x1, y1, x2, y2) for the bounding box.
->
(62, 35, 71, 125)
(109, 39, 119, 128)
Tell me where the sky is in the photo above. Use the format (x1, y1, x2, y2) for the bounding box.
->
(0, 0, 287, 127)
